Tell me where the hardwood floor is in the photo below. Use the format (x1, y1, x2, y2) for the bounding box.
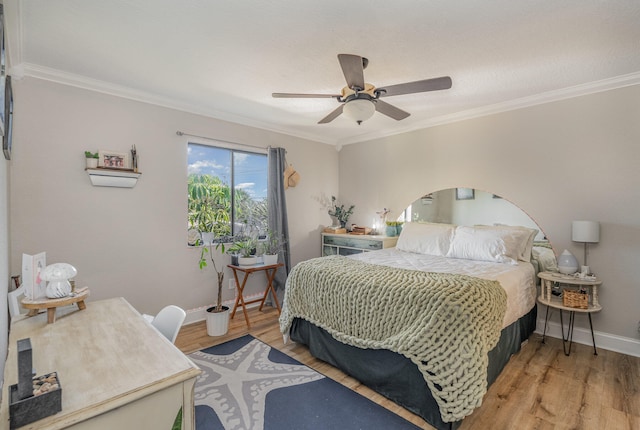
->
(176, 307, 640, 430)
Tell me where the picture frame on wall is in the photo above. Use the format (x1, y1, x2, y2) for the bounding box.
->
(98, 150, 131, 169)
(2, 75, 12, 161)
(455, 187, 475, 200)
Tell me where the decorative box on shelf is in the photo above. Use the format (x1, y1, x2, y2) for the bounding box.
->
(86, 167, 141, 188)
(562, 289, 589, 309)
(350, 226, 372, 235)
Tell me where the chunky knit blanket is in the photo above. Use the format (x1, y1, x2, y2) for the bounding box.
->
(279, 255, 507, 422)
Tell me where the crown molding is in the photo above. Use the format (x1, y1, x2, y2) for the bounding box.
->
(3, 0, 25, 72)
(19, 63, 337, 145)
(17, 62, 640, 148)
(338, 71, 640, 146)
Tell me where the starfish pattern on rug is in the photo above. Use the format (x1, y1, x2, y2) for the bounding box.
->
(189, 339, 324, 430)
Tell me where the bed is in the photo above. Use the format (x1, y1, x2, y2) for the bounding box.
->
(279, 222, 542, 430)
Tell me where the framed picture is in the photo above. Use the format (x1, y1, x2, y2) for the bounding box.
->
(2, 75, 12, 160)
(22, 252, 47, 300)
(98, 150, 130, 169)
(455, 187, 475, 200)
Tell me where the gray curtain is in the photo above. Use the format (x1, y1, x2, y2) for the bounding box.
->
(267, 147, 291, 301)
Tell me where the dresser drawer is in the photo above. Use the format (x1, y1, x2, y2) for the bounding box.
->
(323, 235, 383, 250)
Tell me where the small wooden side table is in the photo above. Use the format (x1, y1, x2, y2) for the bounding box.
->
(227, 263, 283, 328)
(537, 272, 602, 356)
(21, 287, 90, 324)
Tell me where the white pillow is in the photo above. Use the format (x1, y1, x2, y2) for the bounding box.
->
(532, 245, 558, 273)
(396, 222, 456, 256)
(479, 224, 538, 262)
(446, 226, 524, 265)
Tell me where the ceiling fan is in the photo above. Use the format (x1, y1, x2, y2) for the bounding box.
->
(272, 54, 452, 125)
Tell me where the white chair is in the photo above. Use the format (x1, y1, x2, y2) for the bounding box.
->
(8, 284, 27, 318)
(150, 305, 186, 344)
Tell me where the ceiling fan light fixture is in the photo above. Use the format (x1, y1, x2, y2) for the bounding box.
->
(343, 98, 375, 125)
(272, 54, 452, 124)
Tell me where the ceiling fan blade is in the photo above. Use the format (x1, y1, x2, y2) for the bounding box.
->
(272, 92, 340, 98)
(375, 100, 410, 121)
(338, 54, 366, 90)
(318, 105, 344, 124)
(377, 76, 452, 97)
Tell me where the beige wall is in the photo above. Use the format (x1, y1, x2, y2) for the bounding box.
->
(8, 78, 338, 316)
(339, 85, 640, 340)
(6, 77, 639, 347)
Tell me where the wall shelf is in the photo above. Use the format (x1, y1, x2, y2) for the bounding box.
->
(86, 168, 141, 188)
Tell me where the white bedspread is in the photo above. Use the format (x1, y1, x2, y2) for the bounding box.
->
(348, 248, 536, 328)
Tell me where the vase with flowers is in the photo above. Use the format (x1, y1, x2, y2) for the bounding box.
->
(328, 196, 355, 229)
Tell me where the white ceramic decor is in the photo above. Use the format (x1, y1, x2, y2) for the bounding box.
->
(41, 263, 77, 298)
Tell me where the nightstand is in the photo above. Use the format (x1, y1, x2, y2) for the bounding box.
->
(321, 233, 398, 256)
(537, 271, 602, 356)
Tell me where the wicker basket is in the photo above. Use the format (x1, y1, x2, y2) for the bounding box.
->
(562, 289, 589, 309)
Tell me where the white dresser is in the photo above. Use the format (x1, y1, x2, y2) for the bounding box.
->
(322, 233, 398, 256)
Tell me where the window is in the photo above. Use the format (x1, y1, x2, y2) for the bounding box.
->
(187, 142, 268, 243)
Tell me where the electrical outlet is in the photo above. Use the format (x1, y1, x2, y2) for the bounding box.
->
(229, 279, 236, 290)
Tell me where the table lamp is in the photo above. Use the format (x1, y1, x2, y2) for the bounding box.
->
(572, 220, 600, 266)
(40, 263, 77, 299)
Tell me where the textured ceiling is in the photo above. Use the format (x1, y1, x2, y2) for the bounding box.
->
(4, 0, 640, 146)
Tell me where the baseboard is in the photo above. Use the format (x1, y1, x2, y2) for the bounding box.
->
(182, 302, 640, 358)
(535, 317, 640, 358)
(183, 293, 264, 326)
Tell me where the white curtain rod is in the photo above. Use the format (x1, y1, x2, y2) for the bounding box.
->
(176, 130, 271, 152)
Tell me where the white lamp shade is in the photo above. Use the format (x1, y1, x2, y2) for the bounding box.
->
(343, 99, 375, 123)
(572, 221, 600, 243)
(40, 263, 77, 281)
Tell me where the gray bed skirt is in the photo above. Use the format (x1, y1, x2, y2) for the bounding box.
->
(289, 305, 537, 430)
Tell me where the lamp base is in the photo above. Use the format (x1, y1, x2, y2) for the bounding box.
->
(46, 280, 72, 299)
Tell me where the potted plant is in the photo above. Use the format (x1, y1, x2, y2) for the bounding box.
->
(198, 234, 230, 336)
(385, 221, 403, 237)
(328, 196, 355, 229)
(233, 238, 258, 266)
(85, 151, 99, 169)
(227, 247, 240, 266)
(261, 230, 285, 266)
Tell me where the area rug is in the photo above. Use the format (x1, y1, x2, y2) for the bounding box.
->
(189, 335, 422, 430)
